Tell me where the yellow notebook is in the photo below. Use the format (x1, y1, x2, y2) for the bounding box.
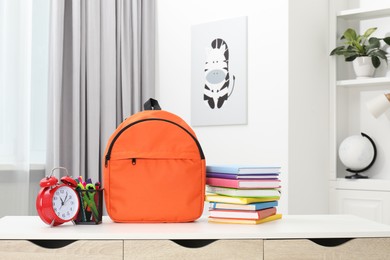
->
(206, 194, 279, 205)
(208, 214, 282, 225)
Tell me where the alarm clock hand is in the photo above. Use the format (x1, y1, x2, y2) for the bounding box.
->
(59, 195, 64, 205)
(58, 200, 64, 211)
(58, 193, 68, 210)
(63, 192, 69, 204)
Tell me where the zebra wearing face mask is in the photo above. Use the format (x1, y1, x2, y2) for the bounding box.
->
(203, 38, 235, 109)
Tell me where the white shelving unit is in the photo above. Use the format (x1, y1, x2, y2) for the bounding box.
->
(329, 1, 390, 225)
(337, 77, 390, 87)
(337, 7, 390, 19)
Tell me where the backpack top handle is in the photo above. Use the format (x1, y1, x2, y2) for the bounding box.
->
(144, 98, 161, 110)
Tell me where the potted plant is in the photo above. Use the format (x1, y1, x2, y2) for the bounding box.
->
(330, 27, 390, 78)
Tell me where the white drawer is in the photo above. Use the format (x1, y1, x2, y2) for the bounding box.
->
(0, 240, 123, 260)
(124, 239, 263, 259)
(264, 238, 390, 260)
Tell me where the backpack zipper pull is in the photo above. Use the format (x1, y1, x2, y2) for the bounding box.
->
(105, 155, 110, 167)
(132, 158, 136, 165)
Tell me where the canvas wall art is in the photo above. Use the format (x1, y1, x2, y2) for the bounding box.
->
(191, 16, 248, 126)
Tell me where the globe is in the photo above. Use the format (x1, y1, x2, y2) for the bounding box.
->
(338, 134, 375, 171)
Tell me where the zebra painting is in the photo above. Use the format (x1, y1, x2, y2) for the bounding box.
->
(203, 38, 235, 109)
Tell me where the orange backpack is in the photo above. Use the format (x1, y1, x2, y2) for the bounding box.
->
(103, 99, 206, 222)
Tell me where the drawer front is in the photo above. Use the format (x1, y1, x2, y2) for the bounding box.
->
(124, 239, 263, 260)
(0, 240, 123, 260)
(332, 188, 390, 225)
(264, 238, 390, 260)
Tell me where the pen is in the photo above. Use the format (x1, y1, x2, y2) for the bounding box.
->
(85, 183, 99, 221)
(76, 186, 87, 222)
(94, 182, 101, 222)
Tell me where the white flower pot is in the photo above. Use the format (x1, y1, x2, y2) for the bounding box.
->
(352, 57, 375, 79)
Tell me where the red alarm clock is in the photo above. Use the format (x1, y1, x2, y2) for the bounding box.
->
(36, 167, 80, 226)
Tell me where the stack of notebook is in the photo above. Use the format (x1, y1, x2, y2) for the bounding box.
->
(206, 164, 282, 224)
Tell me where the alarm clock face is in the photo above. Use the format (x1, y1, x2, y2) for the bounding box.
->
(52, 186, 80, 221)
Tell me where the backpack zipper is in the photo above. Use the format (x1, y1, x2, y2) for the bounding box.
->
(105, 118, 205, 167)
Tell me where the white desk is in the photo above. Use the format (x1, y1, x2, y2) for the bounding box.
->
(1, 214, 390, 239)
(1, 215, 390, 259)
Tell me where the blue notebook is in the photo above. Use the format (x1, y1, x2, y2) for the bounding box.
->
(207, 172, 279, 179)
(209, 200, 278, 211)
(206, 164, 281, 174)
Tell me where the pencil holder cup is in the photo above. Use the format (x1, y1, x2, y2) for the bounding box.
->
(74, 189, 103, 225)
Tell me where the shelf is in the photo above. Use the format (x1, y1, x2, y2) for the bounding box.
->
(337, 6, 390, 20)
(331, 178, 390, 191)
(336, 77, 390, 87)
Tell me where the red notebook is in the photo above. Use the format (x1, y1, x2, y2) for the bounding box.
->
(206, 177, 281, 189)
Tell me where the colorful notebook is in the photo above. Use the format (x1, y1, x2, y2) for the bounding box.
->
(206, 194, 280, 205)
(209, 207, 276, 220)
(209, 201, 278, 211)
(207, 172, 279, 180)
(208, 214, 282, 224)
(206, 185, 281, 198)
(206, 177, 281, 189)
(207, 165, 281, 174)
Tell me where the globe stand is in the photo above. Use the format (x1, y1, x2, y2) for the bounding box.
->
(344, 133, 377, 179)
(345, 170, 369, 179)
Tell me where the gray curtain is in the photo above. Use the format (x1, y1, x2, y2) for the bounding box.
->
(46, 0, 155, 182)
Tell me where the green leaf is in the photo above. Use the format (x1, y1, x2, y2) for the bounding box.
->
(368, 37, 380, 49)
(370, 49, 388, 60)
(343, 28, 358, 41)
(372, 56, 380, 68)
(377, 49, 388, 57)
(363, 27, 377, 38)
(345, 55, 357, 62)
(330, 46, 345, 55)
(383, 37, 390, 45)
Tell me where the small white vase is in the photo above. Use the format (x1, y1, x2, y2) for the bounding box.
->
(352, 57, 375, 79)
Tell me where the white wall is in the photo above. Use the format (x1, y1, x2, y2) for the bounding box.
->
(288, 0, 329, 213)
(156, 0, 289, 213)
